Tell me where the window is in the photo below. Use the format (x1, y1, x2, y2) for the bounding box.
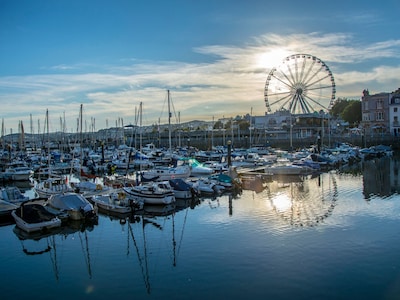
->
(376, 100, 383, 109)
(376, 111, 384, 121)
(395, 107, 398, 113)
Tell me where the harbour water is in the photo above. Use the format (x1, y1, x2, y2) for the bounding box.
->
(1, 156, 400, 299)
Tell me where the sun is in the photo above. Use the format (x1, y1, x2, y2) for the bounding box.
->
(255, 48, 291, 70)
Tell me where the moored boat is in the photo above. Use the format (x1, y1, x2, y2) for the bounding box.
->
(169, 178, 199, 199)
(90, 190, 143, 215)
(34, 176, 74, 198)
(11, 201, 62, 233)
(123, 181, 175, 205)
(46, 192, 98, 222)
(140, 165, 191, 182)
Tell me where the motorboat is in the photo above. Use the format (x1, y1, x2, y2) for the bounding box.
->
(189, 177, 221, 196)
(0, 200, 19, 218)
(123, 181, 175, 205)
(168, 178, 198, 199)
(2, 162, 34, 181)
(209, 173, 234, 192)
(0, 186, 30, 205)
(265, 164, 312, 175)
(179, 158, 214, 176)
(46, 192, 98, 222)
(71, 180, 112, 198)
(11, 201, 62, 233)
(90, 190, 143, 215)
(34, 176, 74, 198)
(140, 165, 191, 182)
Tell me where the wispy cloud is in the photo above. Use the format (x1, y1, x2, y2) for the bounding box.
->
(1, 32, 399, 133)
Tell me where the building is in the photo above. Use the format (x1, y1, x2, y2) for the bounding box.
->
(361, 89, 390, 135)
(389, 92, 400, 136)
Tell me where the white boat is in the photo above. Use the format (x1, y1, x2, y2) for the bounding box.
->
(140, 165, 191, 181)
(2, 163, 34, 181)
(123, 181, 175, 205)
(46, 192, 98, 221)
(265, 164, 311, 175)
(1, 186, 30, 205)
(189, 178, 221, 196)
(208, 173, 234, 192)
(90, 190, 143, 214)
(71, 180, 112, 198)
(181, 158, 214, 176)
(34, 176, 74, 198)
(11, 202, 62, 233)
(0, 199, 19, 218)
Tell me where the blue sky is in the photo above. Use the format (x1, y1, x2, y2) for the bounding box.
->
(1, 0, 399, 134)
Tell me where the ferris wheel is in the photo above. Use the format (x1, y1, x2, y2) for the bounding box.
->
(264, 54, 336, 114)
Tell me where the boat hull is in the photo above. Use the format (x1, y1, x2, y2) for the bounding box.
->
(11, 204, 62, 233)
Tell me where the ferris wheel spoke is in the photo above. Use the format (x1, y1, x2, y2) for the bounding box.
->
(298, 57, 308, 83)
(268, 93, 294, 109)
(269, 72, 294, 90)
(274, 65, 295, 87)
(266, 91, 293, 99)
(305, 74, 333, 89)
(300, 58, 317, 85)
(303, 94, 329, 110)
(303, 65, 326, 86)
(285, 63, 297, 87)
(306, 84, 334, 92)
(298, 95, 313, 113)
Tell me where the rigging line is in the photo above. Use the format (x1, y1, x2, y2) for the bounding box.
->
(48, 235, 60, 282)
(142, 218, 152, 294)
(172, 212, 177, 267)
(79, 231, 93, 279)
(176, 206, 189, 260)
(128, 221, 150, 294)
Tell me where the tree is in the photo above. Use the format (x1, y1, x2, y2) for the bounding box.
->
(341, 101, 361, 125)
(330, 97, 351, 117)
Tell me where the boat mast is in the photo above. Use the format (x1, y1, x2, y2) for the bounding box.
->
(168, 90, 172, 152)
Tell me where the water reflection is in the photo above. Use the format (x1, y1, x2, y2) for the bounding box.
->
(263, 172, 338, 228)
(13, 220, 96, 281)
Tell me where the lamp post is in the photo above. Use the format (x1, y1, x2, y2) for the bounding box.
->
(227, 140, 232, 167)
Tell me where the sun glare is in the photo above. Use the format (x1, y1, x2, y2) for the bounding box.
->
(271, 193, 292, 212)
(256, 49, 290, 70)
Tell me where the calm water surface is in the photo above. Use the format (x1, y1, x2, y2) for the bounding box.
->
(2, 156, 400, 300)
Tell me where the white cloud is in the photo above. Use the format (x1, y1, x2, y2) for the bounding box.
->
(0, 32, 399, 133)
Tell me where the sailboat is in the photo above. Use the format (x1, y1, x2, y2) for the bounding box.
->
(34, 109, 74, 197)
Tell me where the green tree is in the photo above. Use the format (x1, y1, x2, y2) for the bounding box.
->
(330, 97, 350, 117)
(341, 101, 361, 125)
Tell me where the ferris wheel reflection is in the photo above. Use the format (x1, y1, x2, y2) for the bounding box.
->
(266, 172, 338, 227)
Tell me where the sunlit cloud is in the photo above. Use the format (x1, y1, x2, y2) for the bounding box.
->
(0, 32, 399, 133)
